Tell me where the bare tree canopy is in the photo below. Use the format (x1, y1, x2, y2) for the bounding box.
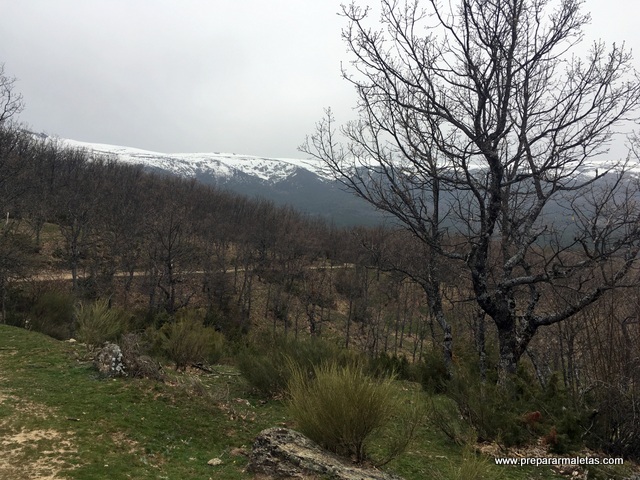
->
(301, 0, 640, 381)
(0, 63, 24, 125)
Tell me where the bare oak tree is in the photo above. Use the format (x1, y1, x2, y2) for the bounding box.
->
(301, 0, 640, 381)
(0, 64, 23, 125)
(0, 63, 29, 322)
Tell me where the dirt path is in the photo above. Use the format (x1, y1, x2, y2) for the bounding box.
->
(22, 263, 353, 283)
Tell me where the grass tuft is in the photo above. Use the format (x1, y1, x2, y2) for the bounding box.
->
(287, 360, 398, 463)
(75, 298, 126, 346)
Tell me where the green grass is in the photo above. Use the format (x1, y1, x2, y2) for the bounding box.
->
(0, 325, 636, 480)
(0, 325, 286, 479)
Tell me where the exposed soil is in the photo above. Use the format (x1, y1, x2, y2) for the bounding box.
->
(0, 428, 75, 480)
(0, 358, 76, 479)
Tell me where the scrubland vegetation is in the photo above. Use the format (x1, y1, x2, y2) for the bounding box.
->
(0, 120, 638, 478)
(3, 0, 640, 476)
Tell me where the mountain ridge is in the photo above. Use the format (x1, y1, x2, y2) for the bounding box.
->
(56, 137, 333, 182)
(42, 135, 634, 227)
(46, 136, 385, 226)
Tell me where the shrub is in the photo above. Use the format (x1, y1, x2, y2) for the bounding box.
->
(3, 286, 32, 328)
(29, 290, 75, 340)
(159, 309, 224, 370)
(205, 301, 245, 340)
(429, 448, 500, 480)
(447, 375, 528, 446)
(444, 366, 586, 450)
(427, 395, 476, 446)
(75, 299, 127, 346)
(368, 352, 412, 380)
(237, 349, 288, 396)
(119, 333, 164, 381)
(287, 361, 419, 464)
(237, 334, 345, 397)
(418, 348, 450, 394)
(586, 382, 640, 460)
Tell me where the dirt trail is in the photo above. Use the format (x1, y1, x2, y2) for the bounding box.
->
(23, 263, 353, 283)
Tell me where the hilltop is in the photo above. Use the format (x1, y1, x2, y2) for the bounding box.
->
(40, 135, 385, 226)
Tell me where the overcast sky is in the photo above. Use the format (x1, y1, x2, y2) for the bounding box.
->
(1, 0, 639, 159)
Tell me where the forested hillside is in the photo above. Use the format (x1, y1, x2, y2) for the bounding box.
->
(2, 5, 640, 470)
(1, 122, 445, 359)
(1, 99, 639, 470)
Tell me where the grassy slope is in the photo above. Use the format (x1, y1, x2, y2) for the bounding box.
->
(1, 325, 635, 480)
(0, 325, 281, 479)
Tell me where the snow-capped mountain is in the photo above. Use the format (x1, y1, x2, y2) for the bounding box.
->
(51, 137, 384, 226)
(45, 135, 634, 227)
(56, 137, 632, 182)
(57, 138, 332, 184)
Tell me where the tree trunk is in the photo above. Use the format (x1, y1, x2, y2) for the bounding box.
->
(431, 300, 453, 375)
(1, 281, 6, 324)
(474, 310, 487, 382)
(345, 296, 353, 348)
(495, 316, 537, 385)
(495, 324, 518, 387)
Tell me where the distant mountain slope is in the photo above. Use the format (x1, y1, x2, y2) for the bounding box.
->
(47, 135, 633, 228)
(53, 137, 385, 226)
(57, 137, 330, 181)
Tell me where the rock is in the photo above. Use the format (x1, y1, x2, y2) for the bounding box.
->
(207, 458, 223, 466)
(93, 343, 127, 378)
(248, 427, 404, 480)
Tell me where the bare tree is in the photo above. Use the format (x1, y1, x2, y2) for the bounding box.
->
(54, 147, 99, 290)
(301, 0, 640, 382)
(0, 64, 30, 322)
(0, 63, 23, 125)
(0, 64, 27, 213)
(145, 179, 199, 314)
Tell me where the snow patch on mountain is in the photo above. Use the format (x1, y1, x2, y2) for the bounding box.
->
(50, 136, 634, 187)
(56, 138, 331, 183)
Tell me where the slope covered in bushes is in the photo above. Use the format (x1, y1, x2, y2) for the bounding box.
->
(2, 325, 639, 479)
